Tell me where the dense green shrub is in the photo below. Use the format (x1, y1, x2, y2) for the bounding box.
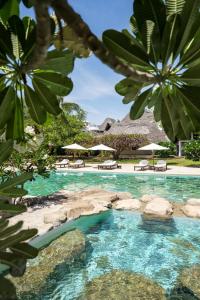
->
(184, 141, 200, 161)
(156, 142, 177, 158)
(86, 134, 148, 159)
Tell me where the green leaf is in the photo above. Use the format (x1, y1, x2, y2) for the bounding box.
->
(180, 27, 200, 67)
(0, 202, 27, 215)
(0, 221, 23, 240)
(0, 172, 33, 192)
(130, 16, 138, 35)
(0, 187, 27, 197)
(6, 97, 24, 141)
(22, 17, 36, 61)
(153, 90, 163, 122)
(0, 0, 20, 23)
(41, 50, 74, 75)
(33, 72, 73, 97)
(10, 243, 38, 259)
(22, 0, 33, 8)
(181, 65, 200, 86)
(0, 140, 13, 164)
(103, 30, 149, 66)
(176, 86, 200, 134)
(177, 86, 200, 115)
(32, 78, 61, 115)
(0, 87, 15, 129)
(24, 85, 47, 124)
(161, 14, 180, 65)
(134, 0, 166, 40)
(145, 20, 155, 55)
(0, 22, 13, 58)
(148, 88, 160, 109)
(161, 97, 175, 141)
(166, 0, 185, 16)
(0, 277, 17, 300)
(0, 251, 25, 272)
(130, 88, 152, 120)
(115, 78, 143, 104)
(8, 15, 25, 53)
(0, 228, 38, 249)
(175, 0, 200, 57)
(0, 219, 9, 233)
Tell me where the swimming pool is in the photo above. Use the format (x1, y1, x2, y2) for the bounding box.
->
(25, 171, 200, 203)
(18, 210, 200, 299)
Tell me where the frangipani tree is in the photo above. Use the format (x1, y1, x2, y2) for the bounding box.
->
(102, 0, 200, 142)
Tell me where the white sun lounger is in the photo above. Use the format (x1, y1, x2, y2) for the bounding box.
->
(55, 159, 69, 168)
(69, 160, 85, 168)
(134, 160, 149, 171)
(154, 160, 167, 171)
(98, 160, 118, 170)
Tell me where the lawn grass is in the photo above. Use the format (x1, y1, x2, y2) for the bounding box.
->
(118, 157, 200, 167)
(86, 156, 200, 167)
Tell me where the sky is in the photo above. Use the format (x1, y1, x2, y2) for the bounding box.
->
(21, 0, 134, 124)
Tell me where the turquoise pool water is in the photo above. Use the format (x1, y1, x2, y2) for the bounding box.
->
(20, 210, 200, 299)
(25, 171, 200, 203)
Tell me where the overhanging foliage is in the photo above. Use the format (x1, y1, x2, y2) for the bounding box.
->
(103, 0, 200, 142)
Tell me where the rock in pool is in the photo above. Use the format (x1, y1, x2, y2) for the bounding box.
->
(9, 229, 86, 296)
(78, 270, 167, 300)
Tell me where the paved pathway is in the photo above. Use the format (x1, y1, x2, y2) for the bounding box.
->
(57, 163, 200, 176)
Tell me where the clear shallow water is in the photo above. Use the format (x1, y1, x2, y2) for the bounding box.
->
(25, 171, 200, 203)
(20, 210, 200, 299)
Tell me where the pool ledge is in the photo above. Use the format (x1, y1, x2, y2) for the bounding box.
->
(56, 163, 200, 177)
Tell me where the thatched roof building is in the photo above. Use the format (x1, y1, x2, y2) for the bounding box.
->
(99, 117, 116, 132)
(105, 111, 167, 142)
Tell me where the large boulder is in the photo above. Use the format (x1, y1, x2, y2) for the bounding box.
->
(10, 229, 86, 295)
(187, 198, 200, 206)
(117, 192, 133, 200)
(143, 198, 173, 219)
(63, 201, 96, 220)
(113, 199, 141, 210)
(78, 270, 166, 300)
(140, 194, 156, 203)
(182, 205, 200, 218)
(178, 264, 200, 298)
(43, 209, 67, 225)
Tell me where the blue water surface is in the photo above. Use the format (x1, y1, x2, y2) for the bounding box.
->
(25, 171, 200, 203)
(22, 210, 200, 299)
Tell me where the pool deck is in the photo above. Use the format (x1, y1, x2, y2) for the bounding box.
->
(56, 163, 200, 176)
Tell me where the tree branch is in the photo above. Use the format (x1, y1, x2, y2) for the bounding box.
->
(21, 0, 51, 73)
(51, 0, 155, 83)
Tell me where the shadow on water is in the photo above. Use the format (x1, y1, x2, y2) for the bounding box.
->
(85, 213, 116, 234)
(138, 215, 178, 235)
(168, 285, 200, 300)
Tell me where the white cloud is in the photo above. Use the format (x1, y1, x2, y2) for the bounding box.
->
(66, 64, 117, 102)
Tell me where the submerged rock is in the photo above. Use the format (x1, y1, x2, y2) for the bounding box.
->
(9, 229, 86, 295)
(178, 264, 200, 299)
(78, 270, 167, 300)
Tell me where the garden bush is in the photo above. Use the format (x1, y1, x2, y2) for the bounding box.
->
(86, 134, 148, 159)
(156, 142, 177, 158)
(184, 141, 200, 161)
